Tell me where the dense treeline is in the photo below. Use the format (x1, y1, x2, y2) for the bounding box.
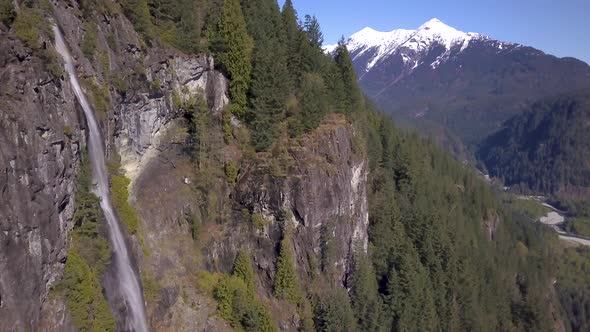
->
(556, 247, 590, 332)
(353, 109, 559, 331)
(477, 93, 590, 194)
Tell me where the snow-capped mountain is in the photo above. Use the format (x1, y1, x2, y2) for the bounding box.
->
(327, 18, 514, 76)
(349, 18, 493, 72)
(331, 18, 590, 158)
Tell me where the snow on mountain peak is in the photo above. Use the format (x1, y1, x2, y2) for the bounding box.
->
(347, 19, 485, 71)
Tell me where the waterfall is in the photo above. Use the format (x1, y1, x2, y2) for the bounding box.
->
(53, 25, 149, 332)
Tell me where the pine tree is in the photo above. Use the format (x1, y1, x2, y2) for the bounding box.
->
(274, 237, 299, 303)
(209, 0, 253, 117)
(334, 38, 363, 114)
(297, 73, 328, 133)
(303, 15, 323, 48)
(350, 250, 383, 331)
(241, 0, 290, 151)
(233, 250, 255, 292)
(314, 288, 358, 332)
(281, 0, 303, 88)
(299, 15, 325, 73)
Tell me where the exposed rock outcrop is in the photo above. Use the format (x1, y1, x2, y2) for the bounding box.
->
(116, 54, 228, 183)
(0, 25, 81, 331)
(206, 115, 369, 290)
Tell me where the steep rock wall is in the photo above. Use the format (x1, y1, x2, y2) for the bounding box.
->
(206, 116, 369, 291)
(0, 21, 81, 331)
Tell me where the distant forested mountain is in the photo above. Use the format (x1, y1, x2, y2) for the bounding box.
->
(478, 93, 590, 196)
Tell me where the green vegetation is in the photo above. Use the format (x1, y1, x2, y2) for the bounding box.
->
(349, 251, 382, 331)
(0, 0, 15, 26)
(504, 197, 550, 221)
(251, 214, 268, 230)
(13, 7, 44, 48)
(61, 253, 116, 332)
(224, 161, 238, 186)
(148, 0, 204, 53)
(82, 78, 110, 121)
(81, 22, 98, 58)
(556, 247, 590, 332)
(232, 251, 255, 292)
(69, 2, 587, 331)
(121, 0, 154, 41)
(149, 78, 161, 94)
(274, 237, 300, 303)
(141, 270, 161, 303)
(112, 74, 128, 95)
(78, 0, 120, 17)
(565, 217, 590, 238)
(347, 107, 560, 331)
(478, 93, 590, 194)
(208, 0, 253, 118)
(214, 252, 276, 331)
(313, 288, 357, 332)
(188, 212, 201, 240)
(39, 48, 64, 78)
(63, 125, 73, 138)
(196, 270, 221, 296)
(110, 170, 140, 235)
(59, 155, 115, 332)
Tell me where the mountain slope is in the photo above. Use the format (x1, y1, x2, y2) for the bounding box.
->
(337, 19, 590, 152)
(477, 92, 590, 196)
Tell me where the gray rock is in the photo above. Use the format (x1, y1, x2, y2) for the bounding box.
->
(0, 27, 81, 330)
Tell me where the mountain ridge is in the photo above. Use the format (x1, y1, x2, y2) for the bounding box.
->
(330, 18, 590, 157)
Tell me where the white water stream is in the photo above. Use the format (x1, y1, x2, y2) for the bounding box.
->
(53, 25, 148, 331)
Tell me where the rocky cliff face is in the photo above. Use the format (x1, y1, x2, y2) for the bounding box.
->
(226, 117, 369, 288)
(0, 18, 82, 330)
(0, 1, 368, 330)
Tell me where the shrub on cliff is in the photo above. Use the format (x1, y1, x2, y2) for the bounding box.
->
(214, 253, 276, 331)
(13, 7, 43, 48)
(0, 0, 15, 26)
(110, 173, 140, 235)
(61, 253, 116, 332)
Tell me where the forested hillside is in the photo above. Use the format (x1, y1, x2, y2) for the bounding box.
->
(478, 93, 590, 196)
(0, 0, 585, 331)
(165, 0, 569, 329)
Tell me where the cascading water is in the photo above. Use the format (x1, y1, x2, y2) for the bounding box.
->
(53, 25, 149, 332)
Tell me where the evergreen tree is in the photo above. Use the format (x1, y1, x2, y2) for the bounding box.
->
(296, 72, 328, 133)
(334, 38, 363, 114)
(121, 0, 155, 41)
(303, 15, 323, 48)
(209, 0, 253, 117)
(281, 0, 303, 87)
(299, 14, 325, 73)
(233, 250, 255, 292)
(241, 0, 290, 151)
(350, 250, 383, 331)
(313, 288, 357, 332)
(274, 237, 299, 303)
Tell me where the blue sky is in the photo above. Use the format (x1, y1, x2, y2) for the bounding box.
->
(278, 0, 590, 63)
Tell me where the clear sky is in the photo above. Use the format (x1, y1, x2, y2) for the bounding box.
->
(278, 0, 590, 64)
